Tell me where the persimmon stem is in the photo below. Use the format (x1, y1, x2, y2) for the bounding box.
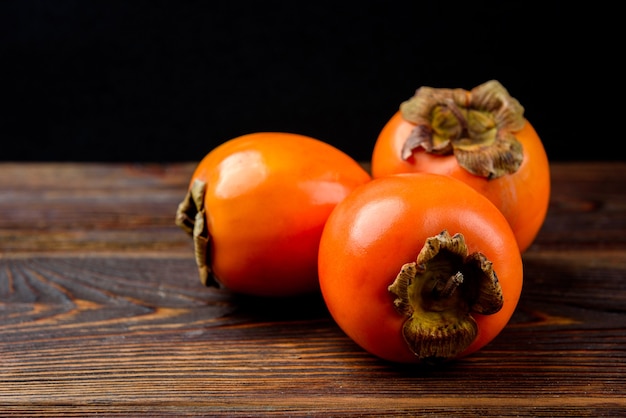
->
(399, 80, 525, 179)
(175, 179, 220, 288)
(433, 271, 464, 299)
(388, 230, 504, 362)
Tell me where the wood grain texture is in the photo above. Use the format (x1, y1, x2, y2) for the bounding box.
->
(1, 162, 625, 417)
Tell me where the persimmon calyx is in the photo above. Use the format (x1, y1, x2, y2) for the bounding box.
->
(175, 179, 219, 288)
(399, 79, 525, 179)
(388, 230, 504, 362)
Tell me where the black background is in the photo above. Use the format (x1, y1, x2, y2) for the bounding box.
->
(1, 1, 622, 163)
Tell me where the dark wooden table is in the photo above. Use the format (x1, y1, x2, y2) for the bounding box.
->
(1, 162, 625, 417)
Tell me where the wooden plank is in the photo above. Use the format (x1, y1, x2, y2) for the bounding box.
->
(532, 162, 626, 250)
(0, 163, 195, 253)
(0, 162, 625, 416)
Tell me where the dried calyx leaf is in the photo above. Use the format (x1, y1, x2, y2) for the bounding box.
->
(399, 80, 525, 179)
(175, 179, 219, 288)
(388, 230, 503, 363)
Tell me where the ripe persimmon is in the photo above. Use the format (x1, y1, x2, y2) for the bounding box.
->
(371, 80, 550, 253)
(176, 132, 371, 297)
(318, 173, 523, 364)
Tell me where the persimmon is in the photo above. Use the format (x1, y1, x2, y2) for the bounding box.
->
(318, 173, 523, 364)
(176, 132, 371, 297)
(371, 80, 550, 253)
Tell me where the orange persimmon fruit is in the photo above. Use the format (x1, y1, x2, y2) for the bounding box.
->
(176, 132, 371, 297)
(371, 80, 550, 253)
(318, 173, 523, 364)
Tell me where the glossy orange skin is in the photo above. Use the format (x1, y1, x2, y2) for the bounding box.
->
(371, 111, 551, 253)
(318, 173, 523, 363)
(189, 132, 371, 297)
